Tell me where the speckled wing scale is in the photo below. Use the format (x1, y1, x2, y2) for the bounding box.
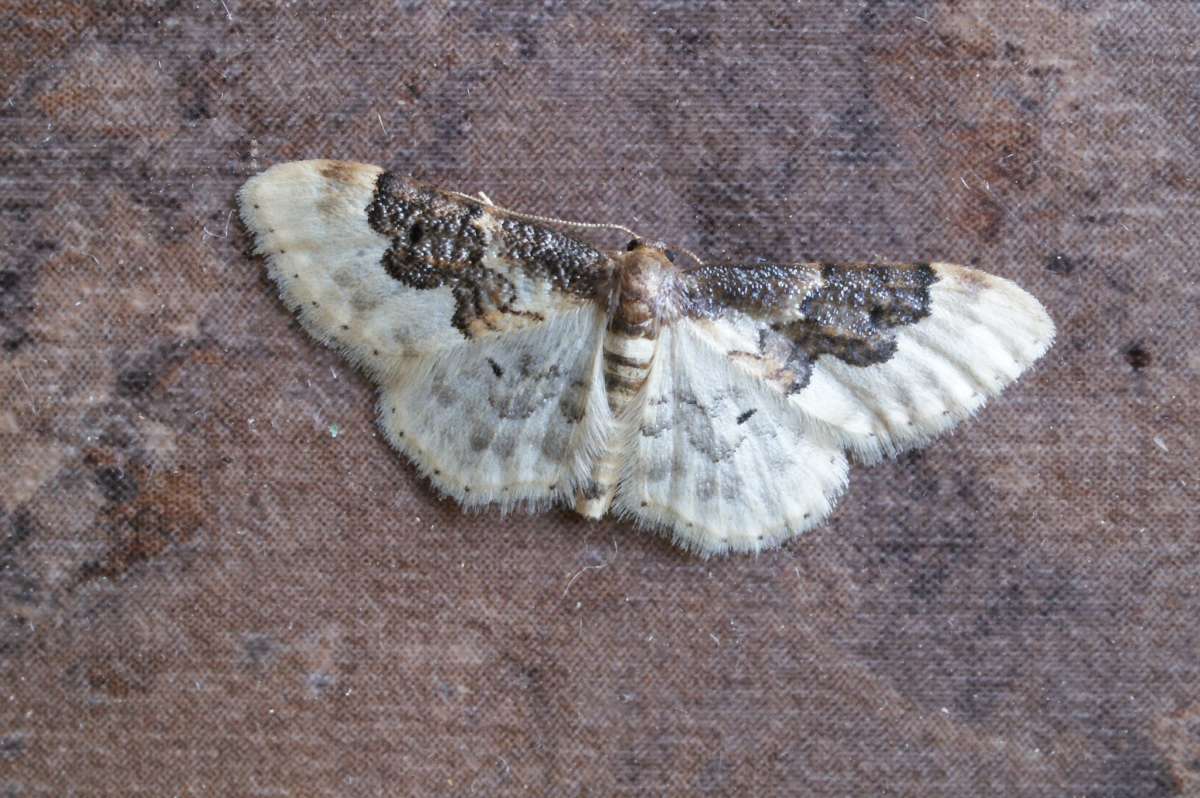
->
(239, 160, 1055, 556)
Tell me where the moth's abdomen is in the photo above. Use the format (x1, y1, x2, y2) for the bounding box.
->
(602, 321, 655, 396)
(576, 327, 657, 520)
(575, 251, 668, 519)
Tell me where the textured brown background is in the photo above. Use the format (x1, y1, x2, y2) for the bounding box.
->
(3, 1, 1198, 795)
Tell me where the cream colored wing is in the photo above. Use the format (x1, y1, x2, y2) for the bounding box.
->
(239, 159, 618, 510)
(790, 262, 1054, 462)
(612, 321, 849, 555)
(378, 306, 613, 509)
(610, 259, 1052, 554)
(239, 160, 614, 383)
(675, 260, 1055, 464)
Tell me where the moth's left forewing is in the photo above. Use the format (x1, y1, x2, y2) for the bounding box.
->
(240, 160, 620, 514)
(240, 161, 618, 379)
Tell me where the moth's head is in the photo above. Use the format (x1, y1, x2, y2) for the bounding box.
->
(624, 238, 680, 266)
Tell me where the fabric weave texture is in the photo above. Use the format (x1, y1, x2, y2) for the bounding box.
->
(2, 1, 1197, 795)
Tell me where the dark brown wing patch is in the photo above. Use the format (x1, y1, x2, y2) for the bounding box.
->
(681, 262, 939, 393)
(365, 172, 612, 337)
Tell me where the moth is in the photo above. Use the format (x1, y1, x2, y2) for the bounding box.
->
(239, 160, 1054, 555)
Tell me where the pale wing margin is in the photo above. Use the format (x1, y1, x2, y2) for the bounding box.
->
(612, 322, 849, 555)
(792, 262, 1055, 462)
(239, 160, 468, 379)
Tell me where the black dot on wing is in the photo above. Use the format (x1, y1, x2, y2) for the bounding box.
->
(487, 358, 504, 378)
(736, 408, 757, 425)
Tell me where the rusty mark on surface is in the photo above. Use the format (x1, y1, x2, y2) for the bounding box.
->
(73, 466, 206, 587)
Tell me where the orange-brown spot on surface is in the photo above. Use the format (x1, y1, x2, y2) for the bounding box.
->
(74, 468, 207, 587)
(871, 2, 1073, 243)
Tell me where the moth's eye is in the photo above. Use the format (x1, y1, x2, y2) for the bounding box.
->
(664, 249, 678, 264)
(625, 239, 641, 251)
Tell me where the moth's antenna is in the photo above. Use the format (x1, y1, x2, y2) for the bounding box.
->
(676, 246, 705, 267)
(446, 189, 706, 266)
(447, 188, 643, 239)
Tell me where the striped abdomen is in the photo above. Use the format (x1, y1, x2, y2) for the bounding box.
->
(575, 268, 659, 519)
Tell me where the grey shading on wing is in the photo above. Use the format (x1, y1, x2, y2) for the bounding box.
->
(239, 160, 617, 509)
(675, 259, 1056, 463)
(610, 258, 1053, 553)
(611, 318, 850, 554)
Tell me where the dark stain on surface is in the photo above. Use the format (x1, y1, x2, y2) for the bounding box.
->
(513, 28, 538, 59)
(0, 509, 40, 618)
(0, 265, 35, 352)
(1093, 735, 1182, 798)
(93, 465, 139, 504)
(117, 366, 155, 395)
(239, 633, 280, 669)
(113, 339, 198, 404)
(1, 509, 35, 561)
(0, 733, 27, 759)
(1046, 253, 1077, 274)
(1123, 343, 1152, 370)
(176, 47, 217, 121)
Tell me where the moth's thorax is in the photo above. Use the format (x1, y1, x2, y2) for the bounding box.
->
(611, 247, 678, 337)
